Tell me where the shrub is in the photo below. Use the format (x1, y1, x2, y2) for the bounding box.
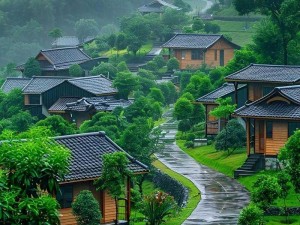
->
(141, 191, 178, 225)
(215, 119, 246, 153)
(69, 64, 83, 77)
(238, 204, 264, 225)
(186, 133, 195, 141)
(153, 55, 166, 68)
(184, 141, 194, 148)
(72, 190, 102, 225)
(167, 57, 180, 71)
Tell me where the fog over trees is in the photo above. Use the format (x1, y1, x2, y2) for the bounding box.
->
(0, 0, 149, 66)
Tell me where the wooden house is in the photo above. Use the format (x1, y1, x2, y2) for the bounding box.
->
(49, 97, 132, 127)
(162, 34, 240, 69)
(196, 83, 247, 136)
(16, 47, 108, 76)
(54, 131, 149, 225)
(233, 85, 300, 175)
(225, 64, 300, 103)
(1, 76, 117, 119)
(138, 0, 180, 15)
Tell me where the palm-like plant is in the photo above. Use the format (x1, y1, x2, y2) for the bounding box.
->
(141, 191, 178, 225)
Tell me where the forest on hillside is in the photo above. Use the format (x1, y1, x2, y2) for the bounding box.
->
(0, 0, 149, 66)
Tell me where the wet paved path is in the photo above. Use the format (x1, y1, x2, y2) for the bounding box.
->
(156, 120, 250, 225)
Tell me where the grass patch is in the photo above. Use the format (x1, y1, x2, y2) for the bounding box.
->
(152, 160, 200, 225)
(103, 42, 153, 57)
(177, 140, 247, 177)
(238, 170, 300, 207)
(264, 216, 300, 225)
(154, 118, 167, 127)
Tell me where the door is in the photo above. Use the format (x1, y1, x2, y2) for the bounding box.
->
(220, 50, 224, 66)
(258, 121, 265, 153)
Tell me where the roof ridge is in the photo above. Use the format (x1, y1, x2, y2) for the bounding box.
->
(54, 131, 106, 140)
(31, 76, 69, 79)
(41, 46, 81, 52)
(251, 64, 300, 68)
(68, 75, 105, 81)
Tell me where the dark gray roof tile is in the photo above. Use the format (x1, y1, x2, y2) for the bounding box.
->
(54, 132, 148, 182)
(162, 34, 239, 49)
(1, 78, 31, 93)
(22, 77, 66, 94)
(48, 97, 81, 111)
(225, 64, 300, 83)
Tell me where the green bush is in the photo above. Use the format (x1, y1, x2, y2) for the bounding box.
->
(167, 57, 179, 71)
(186, 133, 195, 141)
(184, 140, 194, 148)
(215, 119, 246, 151)
(238, 204, 264, 225)
(141, 191, 178, 225)
(69, 64, 83, 77)
(72, 190, 102, 225)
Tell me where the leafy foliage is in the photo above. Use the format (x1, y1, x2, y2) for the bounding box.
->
(251, 175, 281, 210)
(238, 204, 264, 225)
(0, 127, 70, 224)
(113, 71, 139, 100)
(167, 57, 180, 71)
(141, 191, 178, 225)
(75, 19, 99, 42)
(23, 57, 41, 78)
(72, 190, 102, 225)
(174, 97, 193, 120)
(35, 115, 77, 136)
(91, 62, 117, 79)
(69, 64, 83, 77)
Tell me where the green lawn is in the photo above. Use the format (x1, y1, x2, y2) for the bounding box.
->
(177, 140, 247, 177)
(176, 141, 299, 224)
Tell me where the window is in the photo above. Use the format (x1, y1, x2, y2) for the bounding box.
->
(263, 86, 274, 96)
(266, 121, 273, 138)
(191, 49, 203, 60)
(181, 50, 186, 59)
(288, 122, 300, 137)
(214, 50, 218, 61)
(29, 94, 40, 105)
(56, 184, 73, 208)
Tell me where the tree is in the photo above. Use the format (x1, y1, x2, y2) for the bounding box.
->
(91, 62, 118, 79)
(141, 191, 177, 225)
(279, 129, 300, 193)
(0, 111, 36, 133)
(117, 61, 129, 72)
(69, 64, 83, 77)
(35, 115, 77, 136)
(23, 57, 41, 78)
(113, 72, 139, 100)
(138, 77, 157, 96)
(72, 190, 102, 225)
(238, 204, 264, 225)
(277, 171, 292, 223)
(48, 28, 62, 39)
(153, 55, 166, 69)
(138, 69, 156, 80)
(0, 89, 24, 119)
(183, 74, 213, 99)
(192, 18, 204, 32)
(215, 119, 246, 155)
(75, 19, 99, 42)
(115, 32, 128, 53)
(251, 175, 281, 210)
(167, 57, 180, 71)
(0, 127, 70, 224)
(178, 119, 191, 133)
(94, 152, 131, 222)
(234, 0, 300, 65)
(162, 8, 188, 31)
(127, 35, 143, 56)
(204, 23, 220, 34)
(174, 97, 194, 120)
(147, 88, 165, 105)
(210, 97, 237, 154)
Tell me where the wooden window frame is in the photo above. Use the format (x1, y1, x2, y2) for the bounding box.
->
(266, 121, 273, 139)
(56, 184, 73, 209)
(191, 49, 203, 60)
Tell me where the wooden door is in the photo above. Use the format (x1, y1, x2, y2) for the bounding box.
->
(220, 50, 224, 66)
(258, 121, 265, 153)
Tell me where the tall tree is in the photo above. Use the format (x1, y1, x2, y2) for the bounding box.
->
(113, 72, 139, 100)
(75, 19, 99, 42)
(234, 0, 300, 64)
(23, 57, 41, 78)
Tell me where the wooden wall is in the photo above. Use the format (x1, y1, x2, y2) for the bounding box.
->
(254, 120, 288, 156)
(265, 121, 288, 155)
(206, 104, 218, 135)
(173, 39, 236, 69)
(59, 181, 116, 225)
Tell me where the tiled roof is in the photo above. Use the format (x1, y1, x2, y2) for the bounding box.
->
(1, 77, 31, 93)
(54, 132, 149, 182)
(196, 83, 246, 103)
(225, 64, 300, 83)
(21, 75, 117, 95)
(52, 36, 95, 48)
(65, 97, 132, 112)
(138, 0, 180, 13)
(234, 85, 300, 119)
(39, 47, 91, 70)
(48, 97, 81, 111)
(68, 76, 117, 95)
(162, 34, 240, 49)
(22, 76, 66, 94)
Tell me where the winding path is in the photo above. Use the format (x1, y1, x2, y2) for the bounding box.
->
(156, 119, 250, 225)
